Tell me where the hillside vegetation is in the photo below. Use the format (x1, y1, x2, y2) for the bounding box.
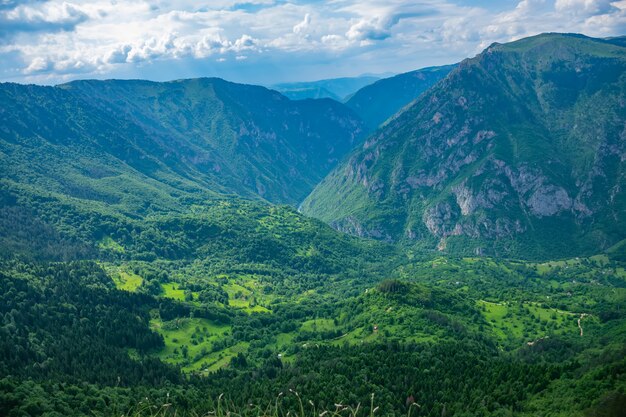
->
(302, 34, 626, 259)
(1, 77, 364, 208)
(346, 65, 455, 131)
(0, 33, 625, 417)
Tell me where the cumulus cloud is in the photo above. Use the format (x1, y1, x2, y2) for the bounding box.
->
(194, 33, 229, 58)
(346, 17, 393, 42)
(0, 1, 88, 38)
(0, 0, 625, 84)
(555, 0, 617, 15)
(232, 34, 258, 52)
(552, 0, 626, 35)
(24, 55, 50, 73)
(293, 13, 311, 34)
(346, 9, 436, 44)
(104, 44, 132, 64)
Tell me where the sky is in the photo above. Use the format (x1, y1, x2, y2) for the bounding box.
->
(0, 0, 625, 86)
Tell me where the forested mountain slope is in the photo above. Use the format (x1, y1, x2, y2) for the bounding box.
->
(346, 65, 455, 130)
(1, 33, 625, 417)
(302, 33, 626, 259)
(1, 77, 364, 209)
(0, 77, 368, 259)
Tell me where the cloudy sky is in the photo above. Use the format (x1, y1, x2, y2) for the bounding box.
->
(1, 0, 625, 85)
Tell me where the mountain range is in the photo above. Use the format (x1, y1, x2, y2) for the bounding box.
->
(0, 66, 453, 261)
(1, 32, 626, 417)
(302, 33, 626, 259)
(3, 34, 626, 260)
(271, 76, 382, 101)
(1, 77, 364, 208)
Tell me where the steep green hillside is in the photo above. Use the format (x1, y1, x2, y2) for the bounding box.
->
(0, 78, 369, 258)
(61, 78, 365, 204)
(1, 33, 625, 417)
(302, 34, 626, 259)
(0, 78, 364, 212)
(346, 65, 455, 130)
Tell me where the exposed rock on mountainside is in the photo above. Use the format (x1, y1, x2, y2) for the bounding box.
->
(301, 34, 626, 258)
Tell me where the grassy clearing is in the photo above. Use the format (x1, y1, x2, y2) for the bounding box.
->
(161, 282, 193, 301)
(530, 256, 610, 275)
(224, 280, 271, 313)
(329, 327, 380, 346)
(98, 236, 125, 253)
(478, 300, 580, 345)
(301, 318, 336, 332)
(150, 317, 231, 371)
(191, 341, 250, 373)
(113, 270, 143, 292)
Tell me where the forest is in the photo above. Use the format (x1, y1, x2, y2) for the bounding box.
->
(0, 209, 625, 416)
(1, 32, 626, 417)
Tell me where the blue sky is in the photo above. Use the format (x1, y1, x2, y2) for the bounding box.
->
(0, 0, 625, 85)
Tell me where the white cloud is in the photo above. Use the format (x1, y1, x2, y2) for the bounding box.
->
(0, 0, 624, 84)
(232, 34, 258, 52)
(346, 17, 393, 42)
(24, 56, 50, 73)
(293, 13, 310, 34)
(555, 0, 617, 15)
(0, 1, 89, 38)
(104, 44, 132, 64)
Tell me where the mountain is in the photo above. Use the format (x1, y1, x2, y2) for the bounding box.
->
(0, 78, 364, 210)
(272, 76, 380, 101)
(0, 77, 371, 260)
(272, 85, 342, 101)
(346, 65, 456, 130)
(1, 33, 626, 417)
(301, 33, 626, 259)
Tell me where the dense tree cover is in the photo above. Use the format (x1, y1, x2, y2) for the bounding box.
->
(0, 262, 181, 387)
(0, 181, 623, 416)
(1, 33, 625, 416)
(203, 341, 565, 417)
(0, 182, 396, 277)
(0, 256, 624, 416)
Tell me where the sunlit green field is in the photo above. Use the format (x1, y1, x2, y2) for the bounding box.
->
(150, 317, 231, 371)
(112, 270, 143, 292)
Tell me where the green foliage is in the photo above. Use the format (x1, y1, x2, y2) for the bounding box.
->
(302, 33, 626, 259)
(1, 33, 626, 417)
(0, 261, 180, 386)
(346, 65, 455, 130)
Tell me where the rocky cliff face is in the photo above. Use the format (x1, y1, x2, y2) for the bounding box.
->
(301, 34, 626, 258)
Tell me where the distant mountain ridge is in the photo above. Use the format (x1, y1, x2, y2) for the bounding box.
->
(301, 33, 626, 259)
(271, 76, 381, 101)
(346, 65, 456, 130)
